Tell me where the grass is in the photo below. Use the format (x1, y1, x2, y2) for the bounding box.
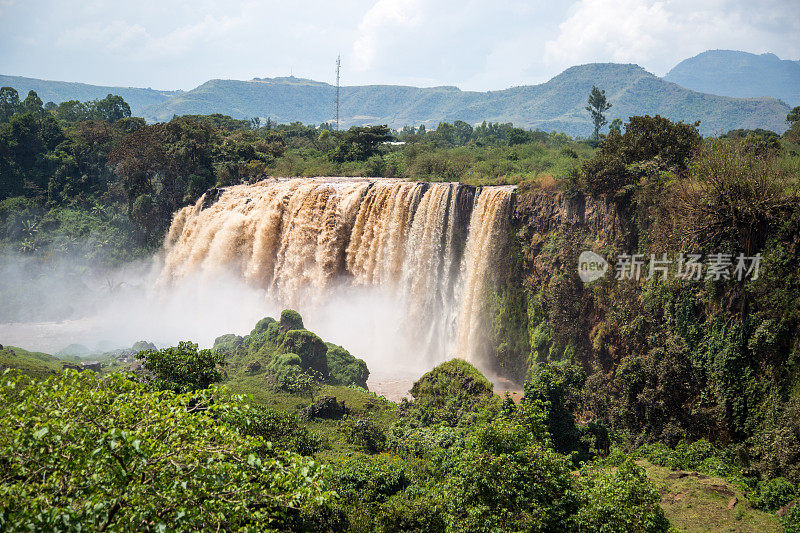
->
(0, 346, 77, 378)
(223, 373, 399, 461)
(640, 460, 780, 532)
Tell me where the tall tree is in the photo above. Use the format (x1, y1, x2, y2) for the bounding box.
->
(22, 90, 44, 116)
(585, 86, 612, 140)
(0, 87, 21, 122)
(92, 94, 131, 123)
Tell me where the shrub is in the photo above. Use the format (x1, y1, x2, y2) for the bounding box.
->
(781, 504, 800, 533)
(279, 309, 304, 331)
(139, 341, 225, 392)
(224, 404, 322, 456)
(753, 477, 797, 512)
(446, 439, 578, 532)
(211, 333, 243, 357)
(574, 458, 670, 532)
(0, 370, 333, 531)
(331, 455, 410, 504)
(408, 359, 494, 425)
(345, 419, 387, 454)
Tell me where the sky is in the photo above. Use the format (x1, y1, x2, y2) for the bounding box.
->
(0, 0, 798, 92)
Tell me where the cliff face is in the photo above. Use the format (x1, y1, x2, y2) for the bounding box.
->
(499, 185, 800, 478)
(514, 189, 619, 241)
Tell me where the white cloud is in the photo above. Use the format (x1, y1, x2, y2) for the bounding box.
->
(353, 0, 425, 71)
(545, 0, 674, 70)
(544, 0, 800, 76)
(0, 0, 798, 91)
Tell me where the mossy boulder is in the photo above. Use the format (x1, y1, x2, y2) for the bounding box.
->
(279, 309, 304, 332)
(212, 334, 244, 356)
(250, 317, 276, 336)
(246, 317, 282, 354)
(326, 343, 369, 389)
(267, 353, 304, 387)
(409, 359, 494, 423)
(131, 341, 157, 353)
(281, 330, 329, 378)
(302, 395, 348, 420)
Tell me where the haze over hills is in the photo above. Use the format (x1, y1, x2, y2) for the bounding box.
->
(0, 74, 179, 115)
(1, 52, 793, 137)
(138, 63, 788, 136)
(664, 50, 800, 107)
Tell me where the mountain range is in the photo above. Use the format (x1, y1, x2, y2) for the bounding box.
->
(665, 50, 800, 107)
(2, 50, 795, 137)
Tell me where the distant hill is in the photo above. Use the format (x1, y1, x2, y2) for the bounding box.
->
(664, 50, 800, 107)
(141, 65, 789, 136)
(0, 75, 179, 117)
(2, 62, 791, 136)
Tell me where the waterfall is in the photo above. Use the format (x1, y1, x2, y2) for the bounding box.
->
(158, 177, 513, 373)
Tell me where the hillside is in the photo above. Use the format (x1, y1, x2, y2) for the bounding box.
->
(139, 64, 790, 136)
(0, 74, 179, 116)
(2, 63, 790, 136)
(664, 50, 800, 106)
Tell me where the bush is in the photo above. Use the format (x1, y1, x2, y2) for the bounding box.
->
(331, 454, 410, 504)
(224, 404, 322, 456)
(574, 458, 670, 532)
(279, 309, 304, 331)
(0, 370, 333, 531)
(345, 419, 387, 454)
(446, 439, 578, 532)
(781, 504, 800, 533)
(139, 341, 225, 392)
(408, 359, 495, 425)
(753, 477, 797, 512)
(376, 487, 446, 533)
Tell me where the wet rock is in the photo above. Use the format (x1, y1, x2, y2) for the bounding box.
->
(727, 497, 738, 509)
(301, 395, 348, 420)
(201, 187, 225, 210)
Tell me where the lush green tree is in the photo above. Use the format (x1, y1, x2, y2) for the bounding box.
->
(524, 360, 586, 456)
(583, 115, 701, 199)
(0, 86, 21, 122)
(22, 90, 44, 116)
(609, 117, 623, 135)
(139, 341, 225, 392)
(92, 93, 132, 123)
(787, 106, 800, 125)
(585, 86, 612, 140)
(0, 370, 333, 531)
(329, 125, 392, 162)
(447, 419, 578, 532)
(55, 100, 91, 123)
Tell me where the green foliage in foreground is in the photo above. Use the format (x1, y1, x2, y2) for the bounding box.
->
(0, 370, 334, 532)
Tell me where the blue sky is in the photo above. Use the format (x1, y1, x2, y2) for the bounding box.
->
(1, 0, 798, 91)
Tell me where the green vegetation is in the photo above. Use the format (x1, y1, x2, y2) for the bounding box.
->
(1, 82, 800, 531)
(0, 370, 333, 531)
(213, 310, 369, 392)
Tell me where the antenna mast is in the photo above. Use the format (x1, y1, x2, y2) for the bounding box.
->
(335, 55, 341, 131)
